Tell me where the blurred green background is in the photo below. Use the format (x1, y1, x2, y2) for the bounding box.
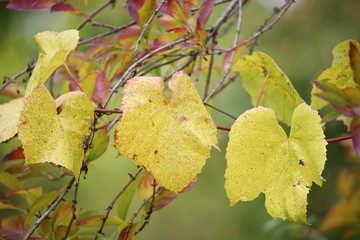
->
(1, 0, 360, 239)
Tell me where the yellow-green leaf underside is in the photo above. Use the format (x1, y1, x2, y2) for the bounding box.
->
(114, 71, 218, 193)
(25, 30, 79, 96)
(233, 51, 304, 126)
(18, 84, 93, 179)
(311, 40, 360, 110)
(225, 103, 327, 224)
(0, 97, 24, 142)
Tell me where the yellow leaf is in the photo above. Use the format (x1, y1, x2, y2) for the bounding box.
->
(114, 71, 218, 193)
(225, 103, 327, 224)
(0, 97, 24, 142)
(18, 84, 93, 179)
(25, 30, 79, 96)
(233, 52, 304, 126)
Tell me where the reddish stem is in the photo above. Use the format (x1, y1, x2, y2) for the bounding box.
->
(255, 75, 268, 108)
(217, 125, 231, 131)
(64, 63, 85, 93)
(94, 108, 123, 114)
(326, 135, 352, 143)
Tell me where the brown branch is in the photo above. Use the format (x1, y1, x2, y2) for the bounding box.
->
(62, 180, 81, 240)
(204, 103, 237, 120)
(77, 0, 117, 30)
(24, 177, 76, 240)
(123, 186, 162, 240)
(135, 178, 157, 235)
(94, 108, 123, 114)
(0, 60, 35, 94)
(163, 55, 197, 81)
(204, 0, 243, 103)
(96, 169, 143, 239)
(134, 0, 167, 58)
(102, 36, 190, 108)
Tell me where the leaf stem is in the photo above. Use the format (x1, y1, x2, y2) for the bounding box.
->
(63, 63, 85, 93)
(217, 125, 231, 131)
(94, 108, 123, 114)
(255, 75, 268, 108)
(326, 135, 352, 143)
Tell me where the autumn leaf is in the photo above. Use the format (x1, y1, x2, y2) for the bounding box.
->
(225, 103, 327, 224)
(114, 71, 218, 193)
(18, 84, 93, 180)
(25, 30, 79, 96)
(6, 0, 56, 10)
(0, 97, 24, 142)
(311, 40, 360, 110)
(233, 51, 304, 126)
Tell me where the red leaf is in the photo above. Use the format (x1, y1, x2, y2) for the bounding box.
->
(2, 147, 24, 162)
(50, 3, 82, 15)
(6, 0, 56, 10)
(0, 216, 27, 238)
(127, 0, 144, 22)
(92, 71, 109, 105)
(349, 41, 360, 85)
(167, 27, 188, 35)
(197, 0, 215, 28)
(350, 116, 360, 154)
(167, 0, 187, 24)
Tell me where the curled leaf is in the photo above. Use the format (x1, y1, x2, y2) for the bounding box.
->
(25, 30, 79, 96)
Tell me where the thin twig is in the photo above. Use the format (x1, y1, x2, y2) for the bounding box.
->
(204, 0, 243, 103)
(24, 177, 76, 240)
(102, 36, 190, 107)
(0, 61, 35, 94)
(107, 114, 123, 132)
(203, 39, 216, 99)
(204, 103, 237, 120)
(62, 180, 81, 240)
(135, 178, 157, 235)
(96, 169, 142, 239)
(94, 108, 123, 114)
(163, 55, 197, 81)
(138, 55, 185, 76)
(133, 0, 167, 58)
(123, 187, 162, 240)
(77, 0, 117, 30)
(327, 135, 352, 143)
(78, 21, 136, 45)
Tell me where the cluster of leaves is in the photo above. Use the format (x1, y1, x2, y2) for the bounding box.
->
(0, 0, 359, 239)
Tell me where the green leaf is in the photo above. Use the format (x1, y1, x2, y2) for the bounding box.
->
(311, 40, 360, 110)
(0, 172, 23, 191)
(233, 51, 304, 126)
(0, 200, 26, 213)
(25, 30, 79, 96)
(117, 174, 140, 219)
(88, 126, 110, 162)
(0, 97, 24, 142)
(75, 215, 123, 227)
(137, 0, 156, 28)
(25, 189, 60, 225)
(114, 71, 218, 193)
(52, 201, 73, 228)
(18, 84, 93, 180)
(7, 186, 43, 206)
(225, 103, 327, 224)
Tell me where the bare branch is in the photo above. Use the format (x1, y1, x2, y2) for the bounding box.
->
(24, 177, 76, 240)
(96, 169, 143, 239)
(204, 0, 243, 103)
